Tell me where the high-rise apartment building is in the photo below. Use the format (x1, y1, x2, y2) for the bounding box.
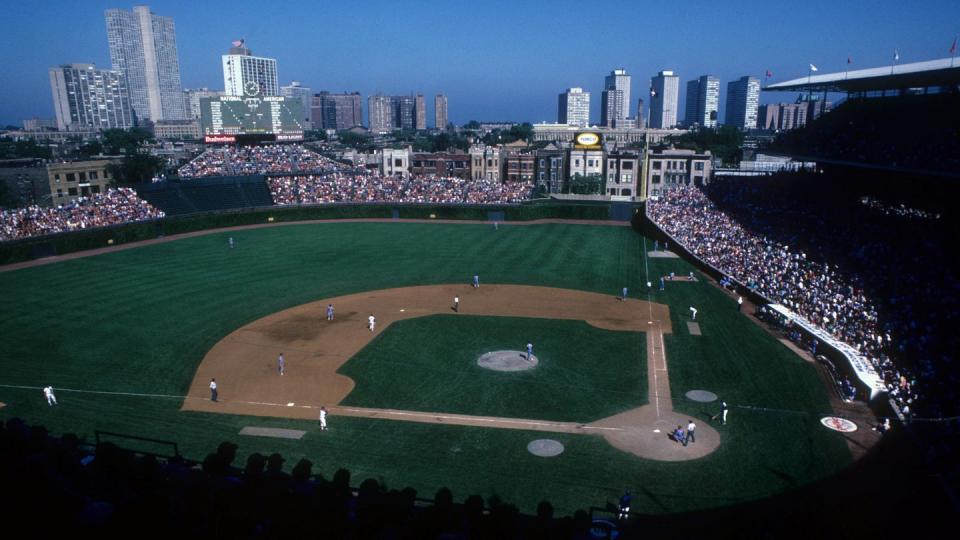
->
(649, 71, 680, 129)
(49, 63, 134, 131)
(684, 75, 720, 128)
(312, 92, 363, 131)
(435, 94, 448, 130)
(183, 88, 224, 120)
(105, 5, 187, 121)
(368, 95, 394, 132)
(636, 98, 645, 129)
(395, 96, 416, 130)
(281, 81, 312, 128)
(725, 76, 761, 129)
(222, 41, 279, 97)
(415, 94, 426, 130)
(558, 87, 590, 128)
(601, 69, 631, 127)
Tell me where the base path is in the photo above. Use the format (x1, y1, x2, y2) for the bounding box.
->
(183, 284, 720, 461)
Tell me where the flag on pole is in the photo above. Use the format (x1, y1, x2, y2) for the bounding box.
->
(809, 64, 818, 72)
(231, 39, 244, 48)
(847, 56, 852, 65)
(894, 49, 900, 61)
(951, 37, 957, 56)
(765, 69, 773, 78)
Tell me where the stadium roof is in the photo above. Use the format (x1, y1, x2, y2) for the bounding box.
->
(764, 57, 960, 93)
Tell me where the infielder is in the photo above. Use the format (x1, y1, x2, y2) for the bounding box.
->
(210, 378, 218, 402)
(526, 342, 533, 361)
(368, 314, 376, 332)
(621, 287, 628, 301)
(473, 275, 479, 288)
(319, 406, 328, 431)
(43, 386, 57, 406)
(690, 307, 698, 320)
(453, 296, 460, 312)
(278, 353, 285, 376)
(326, 304, 334, 321)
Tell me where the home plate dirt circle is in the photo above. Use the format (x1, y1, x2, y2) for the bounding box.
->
(685, 390, 718, 403)
(478, 350, 539, 372)
(527, 439, 565, 457)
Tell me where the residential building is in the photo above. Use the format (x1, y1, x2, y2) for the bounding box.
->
(435, 94, 448, 130)
(395, 96, 416, 130)
(645, 148, 712, 199)
(377, 148, 410, 177)
(601, 69, 631, 127)
(105, 5, 187, 121)
(757, 103, 780, 130)
(534, 144, 566, 193)
(566, 148, 604, 181)
(650, 71, 680, 128)
(500, 141, 534, 183)
(725, 76, 761, 129)
(415, 94, 426, 130)
(312, 92, 363, 131)
(368, 95, 394, 133)
(49, 64, 134, 131)
(47, 160, 118, 206)
(558, 87, 590, 128)
(151, 120, 200, 140)
(410, 151, 470, 178)
(183, 88, 224, 120)
(604, 150, 640, 197)
(281, 81, 312, 129)
(531, 123, 682, 145)
(22, 118, 57, 131)
(684, 75, 720, 128)
(469, 145, 500, 181)
(222, 41, 279, 97)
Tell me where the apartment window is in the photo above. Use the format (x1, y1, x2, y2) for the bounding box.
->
(539, 159, 545, 167)
(56, 188, 63, 197)
(89, 171, 98, 180)
(68, 187, 78, 196)
(652, 175, 661, 184)
(653, 161, 662, 170)
(575, 159, 580, 166)
(621, 189, 631, 196)
(394, 159, 402, 166)
(54, 174, 61, 182)
(413, 161, 422, 167)
(624, 174, 633, 183)
(66, 173, 76, 182)
(695, 162, 704, 171)
(91, 185, 101, 194)
(608, 160, 614, 168)
(623, 161, 634, 170)
(609, 173, 615, 181)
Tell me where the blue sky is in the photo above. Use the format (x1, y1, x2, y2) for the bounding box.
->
(2, 0, 958, 126)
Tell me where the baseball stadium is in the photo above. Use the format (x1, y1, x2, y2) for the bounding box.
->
(2, 61, 958, 538)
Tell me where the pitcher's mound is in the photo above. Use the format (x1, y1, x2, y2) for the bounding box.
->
(527, 439, 564, 457)
(478, 350, 538, 371)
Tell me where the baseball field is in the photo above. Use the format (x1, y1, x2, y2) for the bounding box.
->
(0, 220, 853, 515)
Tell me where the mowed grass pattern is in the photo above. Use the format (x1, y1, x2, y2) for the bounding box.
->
(0, 222, 850, 515)
(339, 315, 646, 423)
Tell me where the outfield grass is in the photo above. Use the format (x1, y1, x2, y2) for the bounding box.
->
(339, 315, 646, 422)
(0, 222, 851, 515)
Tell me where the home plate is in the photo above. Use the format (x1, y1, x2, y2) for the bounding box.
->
(287, 402, 295, 407)
(653, 428, 661, 433)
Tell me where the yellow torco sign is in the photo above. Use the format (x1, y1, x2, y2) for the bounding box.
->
(574, 132, 602, 149)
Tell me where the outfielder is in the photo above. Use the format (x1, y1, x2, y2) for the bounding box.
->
(43, 386, 57, 406)
(368, 314, 376, 332)
(326, 304, 334, 321)
(278, 353, 285, 376)
(526, 342, 533, 361)
(319, 406, 328, 431)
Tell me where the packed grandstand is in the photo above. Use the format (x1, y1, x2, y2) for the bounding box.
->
(647, 174, 957, 423)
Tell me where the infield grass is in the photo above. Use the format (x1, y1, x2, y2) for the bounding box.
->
(0, 222, 851, 515)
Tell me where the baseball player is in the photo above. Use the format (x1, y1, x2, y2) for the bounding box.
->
(228, 237, 234, 249)
(43, 386, 57, 406)
(526, 342, 533, 361)
(319, 406, 328, 431)
(210, 378, 218, 402)
(737, 296, 743, 311)
(453, 296, 460, 312)
(473, 275, 479, 288)
(712, 401, 729, 425)
(368, 314, 376, 332)
(621, 287, 628, 301)
(659, 277, 665, 290)
(326, 304, 334, 321)
(278, 353, 285, 376)
(689, 307, 698, 320)
(685, 420, 696, 445)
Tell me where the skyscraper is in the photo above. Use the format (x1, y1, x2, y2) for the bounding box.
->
(312, 92, 363, 131)
(183, 88, 224, 120)
(105, 5, 187, 122)
(222, 41, 279, 97)
(435, 94, 448, 130)
(636, 98, 645, 129)
(558, 87, 590, 128)
(395, 96, 416, 130)
(415, 94, 427, 130)
(49, 63, 134, 131)
(281, 81, 312, 128)
(649, 71, 680, 129)
(368, 95, 394, 132)
(684, 75, 720, 128)
(725, 76, 761, 129)
(601, 69, 631, 127)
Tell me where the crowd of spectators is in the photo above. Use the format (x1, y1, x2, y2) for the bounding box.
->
(0, 416, 613, 538)
(178, 144, 338, 179)
(648, 175, 958, 423)
(269, 173, 533, 205)
(0, 187, 164, 242)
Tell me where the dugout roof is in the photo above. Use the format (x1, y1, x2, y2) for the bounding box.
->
(764, 57, 960, 93)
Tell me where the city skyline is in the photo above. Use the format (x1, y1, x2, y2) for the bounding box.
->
(3, 0, 960, 126)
